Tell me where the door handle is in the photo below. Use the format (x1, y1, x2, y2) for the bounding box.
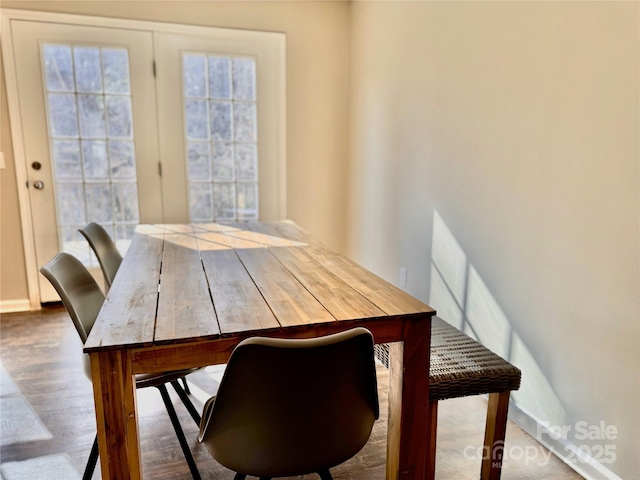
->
(33, 180, 45, 190)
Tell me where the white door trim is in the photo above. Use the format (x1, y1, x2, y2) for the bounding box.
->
(1, 8, 287, 309)
(2, 11, 41, 309)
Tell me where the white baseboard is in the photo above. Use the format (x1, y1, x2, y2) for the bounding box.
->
(509, 402, 623, 480)
(0, 299, 32, 314)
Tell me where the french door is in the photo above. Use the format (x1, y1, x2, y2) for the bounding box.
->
(155, 31, 286, 223)
(10, 21, 162, 301)
(3, 11, 286, 304)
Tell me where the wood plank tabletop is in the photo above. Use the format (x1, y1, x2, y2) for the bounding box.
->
(246, 222, 433, 317)
(84, 221, 435, 353)
(155, 225, 220, 344)
(84, 225, 164, 351)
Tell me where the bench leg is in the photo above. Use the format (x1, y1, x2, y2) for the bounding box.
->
(426, 400, 438, 480)
(481, 391, 511, 480)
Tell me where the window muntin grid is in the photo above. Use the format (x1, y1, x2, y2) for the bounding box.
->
(183, 53, 259, 222)
(42, 43, 139, 266)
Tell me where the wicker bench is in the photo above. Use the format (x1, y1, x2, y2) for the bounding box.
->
(375, 316, 521, 480)
(428, 316, 521, 479)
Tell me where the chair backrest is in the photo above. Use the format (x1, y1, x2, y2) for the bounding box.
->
(40, 253, 105, 343)
(198, 327, 379, 478)
(78, 223, 122, 289)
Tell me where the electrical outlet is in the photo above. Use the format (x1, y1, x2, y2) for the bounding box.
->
(399, 267, 407, 289)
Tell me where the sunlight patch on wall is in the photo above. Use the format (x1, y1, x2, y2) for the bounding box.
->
(511, 332, 568, 427)
(429, 264, 464, 330)
(465, 265, 511, 358)
(428, 210, 567, 430)
(432, 212, 467, 306)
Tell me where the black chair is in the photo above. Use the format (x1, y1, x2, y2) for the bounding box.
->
(198, 327, 379, 480)
(40, 252, 202, 480)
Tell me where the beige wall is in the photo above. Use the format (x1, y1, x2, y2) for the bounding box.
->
(348, 2, 639, 478)
(1, 47, 29, 302)
(0, 0, 351, 302)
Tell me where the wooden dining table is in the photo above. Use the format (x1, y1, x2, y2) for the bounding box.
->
(84, 221, 435, 480)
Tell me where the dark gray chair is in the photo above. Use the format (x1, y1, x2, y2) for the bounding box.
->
(78, 223, 122, 291)
(197, 327, 379, 480)
(40, 252, 202, 480)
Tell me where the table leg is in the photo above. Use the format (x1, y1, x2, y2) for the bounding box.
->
(90, 350, 142, 480)
(426, 400, 439, 480)
(387, 317, 432, 480)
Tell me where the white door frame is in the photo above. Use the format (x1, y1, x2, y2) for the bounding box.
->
(1, 8, 287, 309)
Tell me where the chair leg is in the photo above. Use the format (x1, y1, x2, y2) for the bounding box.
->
(157, 384, 202, 480)
(181, 376, 191, 394)
(318, 469, 333, 480)
(83, 434, 99, 480)
(426, 400, 438, 480)
(481, 391, 511, 480)
(171, 379, 202, 426)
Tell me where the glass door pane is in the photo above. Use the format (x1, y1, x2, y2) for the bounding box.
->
(183, 53, 259, 222)
(42, 43, 140, 267)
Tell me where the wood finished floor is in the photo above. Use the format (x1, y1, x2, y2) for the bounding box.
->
(0, 305, 583, 479)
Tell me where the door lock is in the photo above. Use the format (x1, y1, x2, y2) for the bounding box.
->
(33, 180, 45, 190)
(31, 161, 42, 170)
